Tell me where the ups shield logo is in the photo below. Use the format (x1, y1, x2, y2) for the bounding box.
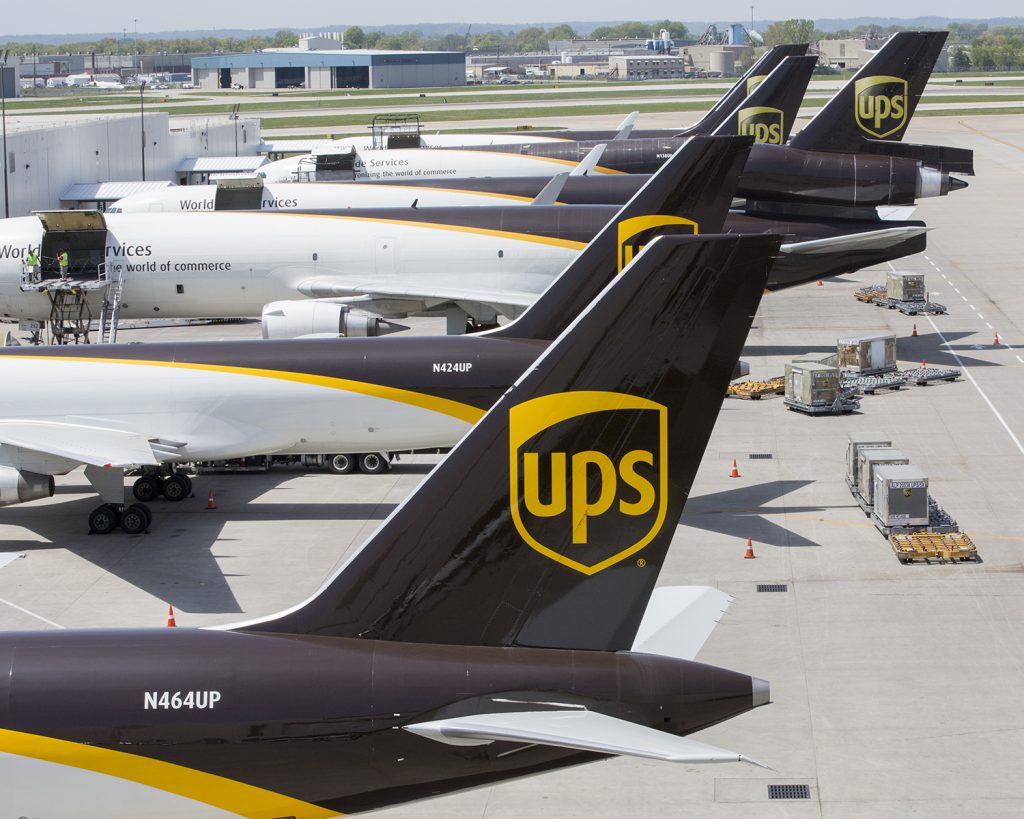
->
(509, 391, 668, 575)
(746, 75, 767, 96)
(737, 106, 784, 144)
(617, 215, 698, 272)
(855, 75, 908, 138)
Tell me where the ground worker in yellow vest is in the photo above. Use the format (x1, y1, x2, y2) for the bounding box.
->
(58, 250, 69, 279)
(25, 249, 40, 282)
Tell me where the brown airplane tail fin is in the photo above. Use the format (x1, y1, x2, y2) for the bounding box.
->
(239, 230, 780, 651)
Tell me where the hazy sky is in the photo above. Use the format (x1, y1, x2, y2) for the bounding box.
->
(3, 2, 1021, 36)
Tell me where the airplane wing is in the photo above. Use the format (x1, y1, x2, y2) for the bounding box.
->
(0, 420, 166, 468)
(780, 226, 930, 255)
(405, 710, 765, 766)
(296, 279, 538, 317)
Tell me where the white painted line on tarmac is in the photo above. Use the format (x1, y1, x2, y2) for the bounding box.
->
(978, 313, 985, 320)
(969, 304, 977, 310)
(0, 597, 64, 629)
(954, 287, 961, 294)
(1018, 355, 1024, 364)
(926, 315, 1024, 459)
(962, 295, 969, 302)
(986, 322, 993, 329)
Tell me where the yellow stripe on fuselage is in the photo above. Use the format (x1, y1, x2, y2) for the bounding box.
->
(0, 727, 339, 818)
(3, 356, 487, 425)
(246, 211, 588, 251)
(319, 182, 555, 205)
(437, 148, 626, 174)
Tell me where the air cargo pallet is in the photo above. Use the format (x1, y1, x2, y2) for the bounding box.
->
(727, 376, 784, 400)
(854, 286, 886, 303)
(890, 532, 978, 563)
(872, 297, 948, 315)
(871, 508, 961, 538)
(900, 365, 961, 385)
(783, 395, 859, 415)
(842, 372, 908, 394)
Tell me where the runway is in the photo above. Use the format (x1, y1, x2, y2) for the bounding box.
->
(0, 113, 1021, 816)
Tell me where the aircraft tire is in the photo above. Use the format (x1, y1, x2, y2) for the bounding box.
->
(358, 453, 389, 475)
(327, 454, 356, 474)
(162, 474, 191, 502)
(120, 504, 150, 535)
(133, 475, 163, 502)
(88, 504, 119, 535)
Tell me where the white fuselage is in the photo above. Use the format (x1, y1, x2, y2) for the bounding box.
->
(110, 182, 543, 213)
(0, 211, 581, 321)
(259, 147, 618, 183)
(0, 355, 475, 463)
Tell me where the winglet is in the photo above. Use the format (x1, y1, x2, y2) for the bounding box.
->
(612, 111, 638, 140)
(530, 173, 569, 205)
(570, 143, 607, 177)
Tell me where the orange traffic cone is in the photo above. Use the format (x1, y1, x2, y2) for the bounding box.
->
(817, 279, 823, 287)
(206, 490, 217, 510)
(743, 537, 756, 559)
(166, 604, 177, 628)
(921, 360, 927, 370)
(911, 323, 918, 337)
(729, 458, 741, 478)
(994, 331, 1000, 346)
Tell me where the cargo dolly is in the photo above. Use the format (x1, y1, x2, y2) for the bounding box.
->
(842, 372, 908, 394)
(890, 532, 978, 564)
(783, 392, 859, 415)
(900, 364, 961, 385)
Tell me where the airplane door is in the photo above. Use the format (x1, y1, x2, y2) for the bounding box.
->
(375, 238, 395, 278)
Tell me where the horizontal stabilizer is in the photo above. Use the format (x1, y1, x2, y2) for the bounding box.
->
(631, 586, 732, 661)
(405, 710, 765, 766)
(0, 420, 162, 468)
(780, 226, 930, 255)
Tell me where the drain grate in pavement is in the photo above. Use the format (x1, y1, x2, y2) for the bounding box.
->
(768, 784, 811, 800)
(757, 584, 788, 593)
(749, 453, 774, 459)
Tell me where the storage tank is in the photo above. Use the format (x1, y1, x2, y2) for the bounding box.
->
(710, 51, 735, 76)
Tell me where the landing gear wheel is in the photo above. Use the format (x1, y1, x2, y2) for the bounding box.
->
(88, 504, 119, 535)
(133, 475, 162, 503)
(162, 474, 191, 502)
(358, 453, 389, 475)
(120, 504, 150, 535)
(327, 454, 355, 474)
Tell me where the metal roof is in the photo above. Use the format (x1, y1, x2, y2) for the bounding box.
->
(258, 139, 336, 155)
(60, 180, 176, 202)
(176, 156, 268, 173)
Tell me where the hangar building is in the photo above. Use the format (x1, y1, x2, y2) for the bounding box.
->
(192, 44, 465, 90)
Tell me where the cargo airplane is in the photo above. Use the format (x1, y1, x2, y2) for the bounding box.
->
(0, 136, 752, 533)
(0, 224, 780, 817)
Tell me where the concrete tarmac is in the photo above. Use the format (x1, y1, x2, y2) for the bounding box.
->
(0, 114, 1022, 816)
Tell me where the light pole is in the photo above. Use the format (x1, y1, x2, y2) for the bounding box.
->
(134, 19, 139, 74)
(1, 50, 10, 219)
(750, 6, 755, 33)
(139, 80, 146, 181)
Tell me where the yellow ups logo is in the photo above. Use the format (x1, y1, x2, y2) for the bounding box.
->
(855, 75, 908, 138)
(737, 106, 784, 144)
(746, 75, 767, 96)
(617, 215, 698, 272)
(509, 391, 668, 575)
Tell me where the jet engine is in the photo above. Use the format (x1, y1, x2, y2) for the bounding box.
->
(0, 466, 55, 506)
(261, 301, 406, 340)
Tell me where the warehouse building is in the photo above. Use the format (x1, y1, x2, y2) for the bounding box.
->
(192, 45, 465, 90)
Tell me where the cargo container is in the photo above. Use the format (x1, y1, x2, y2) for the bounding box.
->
(857, 448, 909, 507)
(785, 362, 841, 406)
(846, 432, 892, 489)
(873, 464, 929, 528)
(837, 333, 897, 375)
(886, 271, 926, 302)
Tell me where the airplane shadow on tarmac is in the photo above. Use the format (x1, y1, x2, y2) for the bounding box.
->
(744, 331, 1002, 370)
(6, 472, 831, 611)
(681, 479, 830, 549)
(0, 464, 432, 614)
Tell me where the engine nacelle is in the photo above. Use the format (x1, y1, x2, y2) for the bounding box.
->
(0, 466, 55, 507)
(261, 301, 403, 340)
